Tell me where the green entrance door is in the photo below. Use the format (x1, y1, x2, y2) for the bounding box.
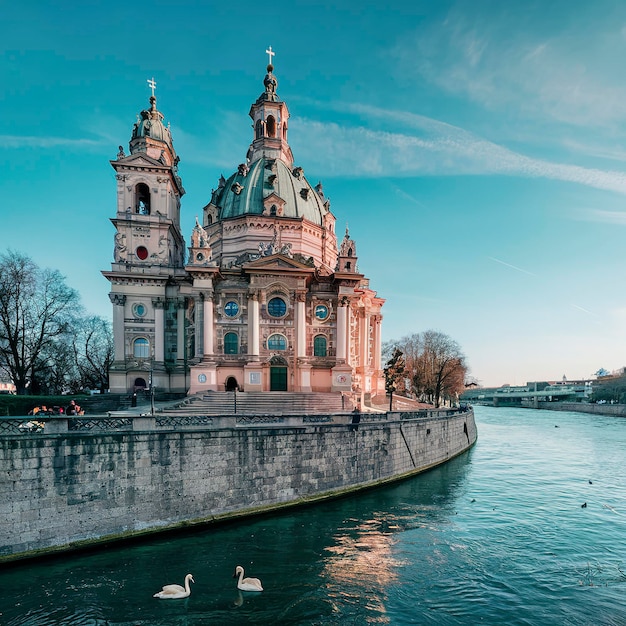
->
(270, 366, 288, 391)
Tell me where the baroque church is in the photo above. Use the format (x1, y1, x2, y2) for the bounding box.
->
(103, 53, 385, 400)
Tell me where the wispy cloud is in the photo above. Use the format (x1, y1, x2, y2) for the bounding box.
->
(571, 304, 597, 316)
(0, 135, 102, 149)
(391, 3, 626, 129)
(488, 256, 536, 276)
(289, 108, 626, 194)
(579, 210, 626, 225)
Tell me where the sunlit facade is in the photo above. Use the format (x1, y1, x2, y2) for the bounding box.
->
(103, 56, 384, 398)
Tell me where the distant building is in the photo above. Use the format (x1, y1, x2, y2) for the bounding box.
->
(0, 378, 16, 394)
(103, 54, 385, 398)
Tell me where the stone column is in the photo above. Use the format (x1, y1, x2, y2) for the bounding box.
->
(296, 292, 306, 358)
(363, 311, 371, 367)
(176, 298, 185, 363)
(336, 298, 348, 361)
(109, 294, 126, 361)
(152, 298, 165, 362)
(203, 293, 214, 356)
(248, 292, 259, 358)
(372, 314, 382, 371)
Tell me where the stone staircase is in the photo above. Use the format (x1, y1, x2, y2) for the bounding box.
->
(163, 391, 348, 416)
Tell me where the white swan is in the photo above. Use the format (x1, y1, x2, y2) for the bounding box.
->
(153, 573, 195, 599)
(233, 565, 263, 592)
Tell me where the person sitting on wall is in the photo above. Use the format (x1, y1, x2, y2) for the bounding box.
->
(350, 406, 361, 431)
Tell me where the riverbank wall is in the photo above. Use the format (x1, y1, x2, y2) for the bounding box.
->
(0, 408, 476, 563)
(528, 402, 626, 417)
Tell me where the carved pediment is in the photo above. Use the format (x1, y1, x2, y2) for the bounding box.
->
(244, 253, 315, 271)
(111, 153, 168, 170)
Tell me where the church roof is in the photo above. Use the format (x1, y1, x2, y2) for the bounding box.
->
(207, 57, 331, 227)
(128, 84, 178, 165)
(132, 96, 171, 144)
(213, 157, 330, 225)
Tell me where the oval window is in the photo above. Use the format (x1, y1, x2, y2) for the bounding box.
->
(314, 304, 329, 320)
(267, 297, 287, 317)
(136, 246, 149, 260)
(133, 303, 147, 317)
(224, 301, 239, 317)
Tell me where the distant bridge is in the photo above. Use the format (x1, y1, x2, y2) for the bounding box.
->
(461, 383, 591, 407)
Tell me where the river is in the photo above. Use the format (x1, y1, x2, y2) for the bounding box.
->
(1, 405, 625, 625)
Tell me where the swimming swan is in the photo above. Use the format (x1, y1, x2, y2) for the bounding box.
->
(233, 565, 263, 592)
(153, 573, 195, 599)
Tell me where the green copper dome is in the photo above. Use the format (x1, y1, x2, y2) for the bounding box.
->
(213, 157, 330, 226)
(130, 96, 173, 148)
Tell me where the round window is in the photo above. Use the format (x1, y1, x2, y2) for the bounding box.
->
(133, 303, 147, 317)
(224, 301, 239, 317)
(267, 297, 287, 317)
(314, 304, 329, 320)
(136, 246, 149, 260)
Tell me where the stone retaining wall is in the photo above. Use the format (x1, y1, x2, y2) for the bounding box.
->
(0, 409, 476, 562)
(534, 402, 626, 416)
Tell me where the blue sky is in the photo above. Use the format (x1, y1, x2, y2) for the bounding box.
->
(2, 0, 626, 387)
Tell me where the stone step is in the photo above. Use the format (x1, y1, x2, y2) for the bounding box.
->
(164, 391, 347, 415)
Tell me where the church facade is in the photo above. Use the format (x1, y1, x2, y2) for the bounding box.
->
(103, 56, 385, 399)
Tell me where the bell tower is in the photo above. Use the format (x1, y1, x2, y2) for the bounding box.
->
(247, 46, 294, 168)
(103, 79, 188, 395)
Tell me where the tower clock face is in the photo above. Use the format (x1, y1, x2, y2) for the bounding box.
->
(315, 304, 329, 320)
(196, 252, 204, 261)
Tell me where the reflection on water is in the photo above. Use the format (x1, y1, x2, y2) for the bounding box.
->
(2, 407, 626, 624)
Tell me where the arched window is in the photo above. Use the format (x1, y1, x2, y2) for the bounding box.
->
(267, 297, 287, 317)
(224, 332, 239, 355)
(135, 183, 151, 215)
(268, 334, 287, 350)
(133, 337, 150, 358)
(255, 119, 263, 139)
(266, 115, 276, 138)
(313, 335, 327, 357)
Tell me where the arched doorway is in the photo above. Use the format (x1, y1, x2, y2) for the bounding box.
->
(269, 356, 288, 391)
(225, 376, 239, 391)
(134, 377, 147, 392)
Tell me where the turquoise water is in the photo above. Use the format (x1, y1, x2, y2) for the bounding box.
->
(1, 406, 626, 625)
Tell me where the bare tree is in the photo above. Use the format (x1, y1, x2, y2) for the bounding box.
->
(390, 330, 468, 408)
(421, 330, 467, 407)
(72, 315, 113, 393)
(0, 251, 80, 394)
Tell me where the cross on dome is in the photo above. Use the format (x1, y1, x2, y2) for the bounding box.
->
(265, 46, 275, 67)
(147, 77, 157, 98)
